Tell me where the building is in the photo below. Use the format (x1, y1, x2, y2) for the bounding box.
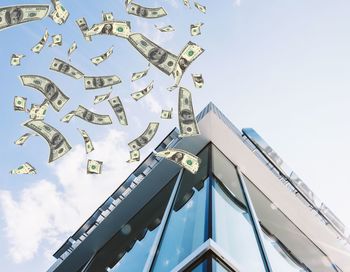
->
(48, 103, 350, 272)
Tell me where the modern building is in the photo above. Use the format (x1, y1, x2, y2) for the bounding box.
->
(48, 103, 350, 272)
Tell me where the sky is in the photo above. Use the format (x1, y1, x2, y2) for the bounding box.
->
(0, 0, 350, 271)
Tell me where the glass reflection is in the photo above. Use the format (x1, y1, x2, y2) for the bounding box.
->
(110, 228, 158, 272)
(152, 179, 209, 272)
(151, 146, 209, 272)
(212, 258, 232, 272)
(262, 230, 309, 272)
(212, 179, 266, 271)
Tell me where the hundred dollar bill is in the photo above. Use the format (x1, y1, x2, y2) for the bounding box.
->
(49, 34, 62, 47)
(74, 105, 112, 125)
(102, 12, 114, 22)
(155, 148, 201, 174)
(0, 5, 50, 31)
(161, 108, 173, 119)
(84, 75, 122, 90)
(128, 33, 178, 75)
(127, 150, 140, 163)
(183, 0, 190, 8)
(194, 2, 206, 13)
(11, 54, 25, 66)
(155, 25, 175, 32)
(90, 46, 114, 66)
(108, 96, 128, 125)
(10, 162, 36, 175)
(192, 73, 204, 88)
(87, 159, 102, 174)
(23, 119, 72, 162)
(131, 63, 150, 82)
(190, 22, 204, 36)
(173, 41, 204, 86)
(85, 21, 131, 39)
(128, 122, 159, 150)
(20, 75, 69, 112)
(167, 85, 178, 92)
(93, 92, 111, 104)
(49, 0, 69, 25)
(178, 87, 200, 137)
(29, 100, 49, 120)
(125, 0, 133, 7)
(31, 29, 49, 53)
(76, 17, 91, 41)
(67, 41, 77, 60)
(50, 58, 84, 79)
(60, 110, 75, 123)
(15, 133, 36, 146)
(14, 96, 27, 111)
(78, 129, 94, 154)
(131, 81, 154, 101)
(127, 3, 167, 18)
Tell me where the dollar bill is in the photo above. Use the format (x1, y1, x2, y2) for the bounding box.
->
(49, 34, 62, 47)
(0, 5, 50, 31)
(131, 81, 154, 101)
(60, 111, 75, 123)
(194, 2, 206, 13)
(127, 3, 167, 18)
(29, 100, 49, 120)
(93, 92, 111, 104)
(15, 133, 33, 146)
(131, 63, 150, 81)
(102, 12, 114, 22)
(183, 0, 190, 8)
(87, 159, 102, 174)
(127, 150, 140, 163)
(78, 129, 94, 154)
(68, 41, 77, 60)
(49, 0, 69, 25)
(108, 96, 128, 125)
(84, 75, 122, 90)
(85, 21, 131, 39)
(154, 25, 175, 32)
(11, 54, 25, 66)
(128, 122, 159, 150)
(76, 17, 91, 41)
(190, 22, 204, 36)
(155, 148, 201, 174)
(90, 46, 114, 66)
(167, 85, 178, 92)
(178, 87, 200, 137)
(20, 75, 69, 112)
(31, 29, 49, 53)
(74, 105, 112, 125)
(173, 41, 204, 86)
(10, 162, 36, 175)
(23, 120, 72, 162)
(50, 58, 84, 79)
(14, 96, 27, 111)
(128, 33, 178, 75)
(161, 108, 173, 119)
(125, 0, 133, 8)
(192, 73, 204, 88)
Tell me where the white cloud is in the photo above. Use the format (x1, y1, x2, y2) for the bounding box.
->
(144, 94, 162, 114)
(0, 129, 134, 263)
(234, 0, 241, 7)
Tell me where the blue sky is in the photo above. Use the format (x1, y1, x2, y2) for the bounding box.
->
(0, 0, 350, 271)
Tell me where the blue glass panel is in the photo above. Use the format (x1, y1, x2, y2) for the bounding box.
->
(212, 258, 231, 272)
(152, 178, 209, 272)
(212, 179, 266, 271)
(191, 259, 209, 272)
(110, 228, 158, 272)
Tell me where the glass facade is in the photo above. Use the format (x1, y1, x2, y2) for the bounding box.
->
(82, 143, 338, 272)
